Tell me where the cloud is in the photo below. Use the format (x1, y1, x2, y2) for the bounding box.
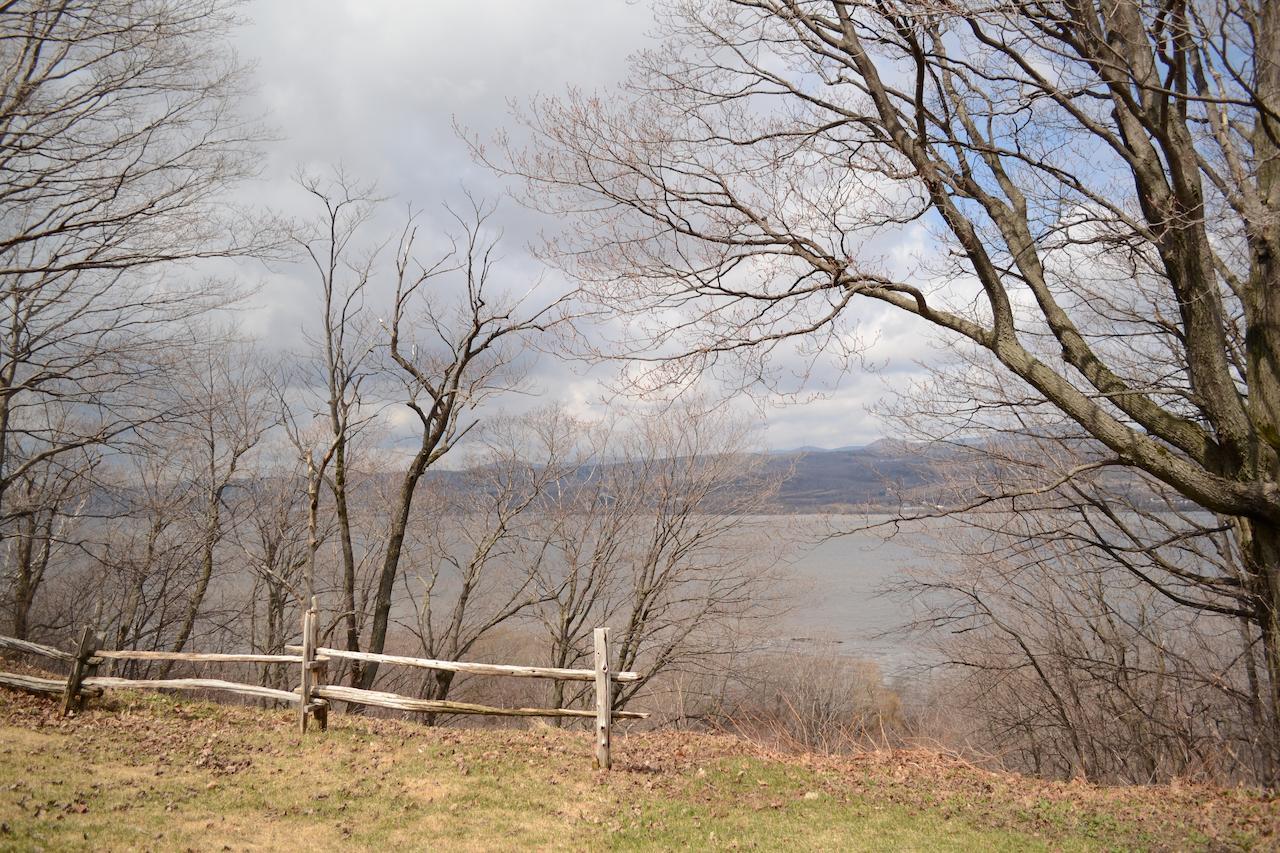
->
(226, 0, 938, 452)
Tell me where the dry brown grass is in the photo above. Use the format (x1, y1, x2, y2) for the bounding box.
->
(0, 686, 1275, 850)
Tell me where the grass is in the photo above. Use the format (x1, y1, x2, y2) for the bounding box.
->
(0, 688, 1275, 851)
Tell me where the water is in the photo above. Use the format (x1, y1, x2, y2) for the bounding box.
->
(378, 512, 943, 676)
(767, 515, 941, 674)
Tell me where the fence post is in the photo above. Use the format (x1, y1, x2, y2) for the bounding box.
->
(298, 607, 313, 734)
(593, 627, 612, 771)
(61, 625, 98, 716)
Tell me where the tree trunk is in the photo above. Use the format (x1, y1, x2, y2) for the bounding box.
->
(1241, 517, 1280, 783)
(331, 434, 363, 687)
(1246, 0, 1280, 452)
(162, 487, 222, 676)
(420, 668, 456, 727)
(357, 443, 431, 690)
(10, 574, 31, 640)
(9, 518, 31, 639)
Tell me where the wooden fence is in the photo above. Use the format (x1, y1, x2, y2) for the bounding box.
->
(0, 605, 645, 769)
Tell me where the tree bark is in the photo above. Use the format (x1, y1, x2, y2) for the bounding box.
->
(357, 442, 432, 690)
(1241, 520, 1280, 748)
(331, 438, 363, 687)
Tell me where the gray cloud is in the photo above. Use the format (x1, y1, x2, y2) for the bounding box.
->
(227, 0, 932, 451)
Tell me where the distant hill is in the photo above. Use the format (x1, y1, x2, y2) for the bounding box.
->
(90, 440, 1187, 517)
(762, 444, 946, 512)
(759, 441, 1196, 513)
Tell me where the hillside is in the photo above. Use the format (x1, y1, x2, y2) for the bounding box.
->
(86, 440, 1176, 520)
(0, 690, 1275, 851)
(762, 442, 1204, 513)
(765, 443, 944, 511)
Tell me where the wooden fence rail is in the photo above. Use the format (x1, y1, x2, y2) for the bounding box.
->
(288, 645, 642, 683)
(0, 672, 102, 698)
(0, 635, 75, 663)
(95, 651, 303, 664)
(311, 683, 647, 720)
(80, 677, 300, 704)
(0, 612, 644, 769)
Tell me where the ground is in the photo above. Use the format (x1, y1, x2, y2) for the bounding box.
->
(0, 689, 1276, 851)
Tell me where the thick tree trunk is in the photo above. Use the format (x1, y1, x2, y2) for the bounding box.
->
(1239, 517, 1280, 782)
(7, 515, 47, 640)
(1237, 13, 1280, 778)
(9, 518, 32, 639)
(1246, 0, 1280, 451)
(10, 577, 31, 640)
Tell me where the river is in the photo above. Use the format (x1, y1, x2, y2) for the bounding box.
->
(765, 515, 943, 675)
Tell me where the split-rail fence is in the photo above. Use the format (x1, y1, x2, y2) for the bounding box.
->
(0, 603, 644, 769)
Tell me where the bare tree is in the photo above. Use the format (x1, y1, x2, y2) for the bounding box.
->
(291, 169, 382, 684)
(94, 447, 197, 663)
(483, 0, 1280, 745)
(904, 509, 1274, 784)
(525, 409, 632, 714)
(231, 450, 312, 691)
(400, 416, 566, 710)
(0, 442, 96, 639)
(873, 348, 1280, 782)
(0, 1, 271, 641)
(288, 181, 572, 692)
(159, 344, 273, 669)
(521, 402, 785, 714)
(354, 198, 570, 689)
(0, 0, 269, 520)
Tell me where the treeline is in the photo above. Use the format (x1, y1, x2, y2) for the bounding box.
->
(0, 1, 786, 722)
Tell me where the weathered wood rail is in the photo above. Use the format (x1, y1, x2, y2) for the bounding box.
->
(0, 635, 76, 663)
(285, 625, 641, 767)
(291, 645, 642, 683)
(0, 609, 643, 768)
(80, 677, 300, 704)
(94, 651, 302, 664)
(0, 671, 102, 698)
(310, 683, 646, 720)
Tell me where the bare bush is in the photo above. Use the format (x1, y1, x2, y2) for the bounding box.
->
(721, 646, 905, 754)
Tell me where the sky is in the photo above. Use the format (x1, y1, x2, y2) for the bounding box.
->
(229, 0, 939, 451)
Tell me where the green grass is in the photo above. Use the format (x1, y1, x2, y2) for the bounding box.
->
(0, 690, 1274, 851)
